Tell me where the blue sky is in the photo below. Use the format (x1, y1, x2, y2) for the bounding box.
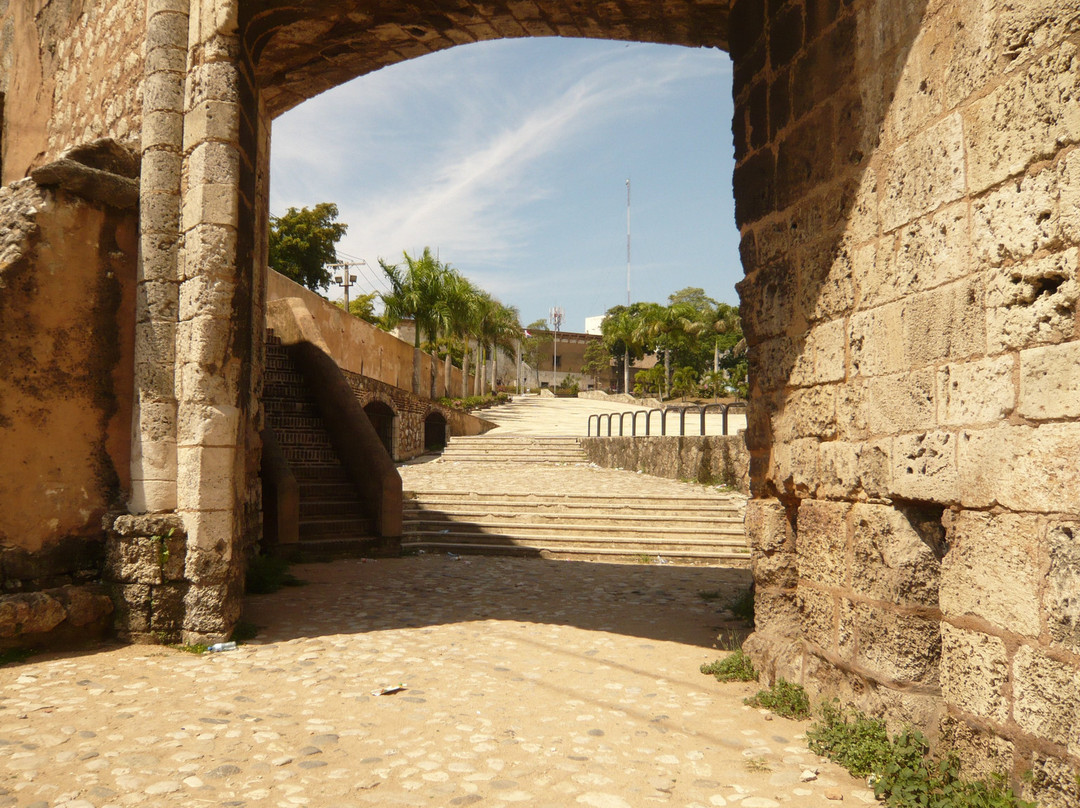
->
(270, 38, 739, 333)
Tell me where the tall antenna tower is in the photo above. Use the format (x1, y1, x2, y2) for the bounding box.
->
(626, 178, 631, 306)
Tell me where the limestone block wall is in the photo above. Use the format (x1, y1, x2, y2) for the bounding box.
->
(0, 0, 146, 184)
(733, 0, 1080, 802)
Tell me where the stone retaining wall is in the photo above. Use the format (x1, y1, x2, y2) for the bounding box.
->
(581, 436, 750, 494)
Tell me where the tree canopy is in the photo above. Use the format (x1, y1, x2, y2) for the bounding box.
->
(268, 203, 348, 291)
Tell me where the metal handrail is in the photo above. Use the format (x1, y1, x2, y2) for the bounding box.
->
(586, 401, 747, 437)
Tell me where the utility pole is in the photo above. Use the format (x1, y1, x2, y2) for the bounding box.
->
(626, 178, 631, 307)
(550, 306, 564, 389)
(327, 260, 367, 311)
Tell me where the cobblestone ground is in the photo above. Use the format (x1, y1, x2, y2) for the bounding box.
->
(0, 556, 875, 808)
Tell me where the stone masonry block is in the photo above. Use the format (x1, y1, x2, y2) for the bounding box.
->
(1046, 521, 1080, 654)
(175, 314, 232, 367)
(789, 319, 846, 387)
(1012, 644, 1080, 753)
(796, 499, 850, 588)
(185, 141, 240, 188)
(973, 167, 1059, 267)
(901, 277, 985, 367)
(770, 437, 820, 496)
(180, 508, 234, 556)
(985, 250, 1078, 352)
(178, 223, 238, 282)
(797, 235, 858, 325)
(177, 357, 242, 405)
(177, 402, 240, 447)
(177, 445, 237, 512)
(799, 584, 836, 652)
(940, 624, 1009, 724)
(745, 498, 793, 554)
(752, 587, 801, 639)
(856, 438, 891, 498)
(1019, 340, 1080, 420)
(938, 715, 1015, 783)
(181, 182, 239, 230)
(1027, 751, 1080, 808)
(937, 355, 1015, 426)
(183, 101, 241, 152)
(143, 70, 185, 114)
(965, 41, 1080, 194)
(890, 431, 958, 504)
(853, 602, 941, 685)
(849, 304, 904, 378)
(772, 385, 837, 442)
(868, 369, 935, 435)
(178, 273, 237, 322)
(940, 510, 1041, 637)
(835, 380, 869, 440)
(851, 503, 943, 607)
(816, 440, 859, 500)
(881, 113, 966, 232)
(959, 423, 1080, 512)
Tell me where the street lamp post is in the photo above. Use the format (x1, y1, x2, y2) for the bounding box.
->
(328, 260, 367, 311)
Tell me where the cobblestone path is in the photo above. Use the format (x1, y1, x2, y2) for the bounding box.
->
(0, 556, 875, 808)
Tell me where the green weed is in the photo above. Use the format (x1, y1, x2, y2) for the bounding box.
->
(700, 649, 758, 682)
(744, 678, 811, 720)
(807, 700, 1038, 808)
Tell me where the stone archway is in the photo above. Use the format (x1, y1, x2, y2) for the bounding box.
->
(4, 0, 1080, 796)
(423, 411, 448, 452)
(364, 399, 397, 457)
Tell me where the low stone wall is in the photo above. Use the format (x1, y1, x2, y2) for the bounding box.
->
(577, 391, 663, 408)
(580, 435, 750, 494)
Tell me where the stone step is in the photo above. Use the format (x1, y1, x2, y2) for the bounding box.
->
(436, 453, 588, 463)
(404, 501, 741, 518)
(403, 510, 743, 530)
(299, 514, 374, 539)
(403, 541, 751, 566)
(404, 492, 743, 508)
(402, 518, 743, 540)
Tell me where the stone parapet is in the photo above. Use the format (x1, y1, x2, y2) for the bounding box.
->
(580, 435, 749, 494)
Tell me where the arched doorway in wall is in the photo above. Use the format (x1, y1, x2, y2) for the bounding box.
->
(363, 400, 396, 457)
(424, 411, 448, 452)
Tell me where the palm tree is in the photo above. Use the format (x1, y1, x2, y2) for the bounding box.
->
(601, 305, 650, 395)
(380, 247, 447, 394)
(439, 271, 483, 397)
(645, 302, 706, 399)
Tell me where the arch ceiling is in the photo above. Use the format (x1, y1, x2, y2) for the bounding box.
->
(242, 0, 732, 117)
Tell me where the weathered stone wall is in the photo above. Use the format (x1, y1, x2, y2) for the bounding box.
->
(581, 435, 750, 494)
(0, 0, 145, 184)
(732, 0, 1080, 801)
(0, 177, 136, 575)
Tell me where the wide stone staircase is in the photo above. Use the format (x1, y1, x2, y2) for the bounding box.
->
(403, 435, 749, 565)
(263, 333, 376, 555)
(437, 435, 588, 463)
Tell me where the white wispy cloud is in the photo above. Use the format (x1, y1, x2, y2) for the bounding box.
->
(270, 40, 728, 285)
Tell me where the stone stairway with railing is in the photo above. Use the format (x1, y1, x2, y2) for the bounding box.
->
(403, 434, 749, 565)
(263, 333, 376, 556)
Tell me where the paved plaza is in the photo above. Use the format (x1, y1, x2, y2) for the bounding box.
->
(0, 556, 875, 808)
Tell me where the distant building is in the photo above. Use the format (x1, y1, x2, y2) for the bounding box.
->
(584, 315, 605, 336)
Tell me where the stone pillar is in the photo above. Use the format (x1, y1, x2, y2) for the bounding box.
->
(129, 0, 189, 513)
(174, 0, 247, 643)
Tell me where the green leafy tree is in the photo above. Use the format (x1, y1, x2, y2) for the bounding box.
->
(581, 339, 612, 389)
(339, 292, 379, 324)
(520, 319, 548, 389)
(268, 203, 348, 291)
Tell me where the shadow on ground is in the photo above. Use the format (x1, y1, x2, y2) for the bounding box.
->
(243, 556, 754, 650)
